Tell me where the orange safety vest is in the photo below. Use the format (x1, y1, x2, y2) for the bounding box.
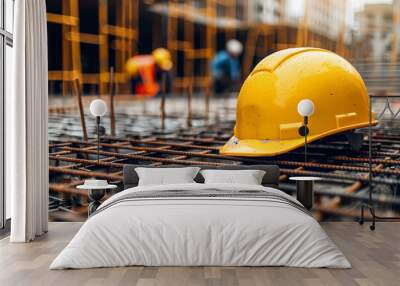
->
(131, 55, 159, 97)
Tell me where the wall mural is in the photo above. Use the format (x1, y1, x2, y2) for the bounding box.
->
(46, 1, 400, 223)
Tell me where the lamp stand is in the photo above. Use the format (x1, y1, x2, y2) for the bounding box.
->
(298, 116, 309, 163)
(359, 96, 400, 230)
(304, 116, 308, 163)
(96, 116, 100, 163)
(359, 96, 376, 230)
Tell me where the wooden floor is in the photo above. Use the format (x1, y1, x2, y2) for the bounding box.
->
(0, 222, 399, 286)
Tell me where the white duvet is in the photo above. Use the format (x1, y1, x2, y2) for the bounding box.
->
(50, 183, 351, 269)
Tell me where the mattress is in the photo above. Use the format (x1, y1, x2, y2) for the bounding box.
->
(50, 183, 351, 269)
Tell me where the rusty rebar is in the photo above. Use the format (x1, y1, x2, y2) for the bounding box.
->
(109, 67, 116, 136)
(187, 82, 193, 128)
(50, 166, 122, 181)
(205, 84, 211, 124)
(60, 146, 228, 166)
(54, 140, 400, 176)
(72, 78, 88, 141)
(160, 73, 167, 130)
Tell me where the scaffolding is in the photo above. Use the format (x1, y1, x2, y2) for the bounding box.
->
(153, 0, 246, 91)
(47, 0, 139, 96)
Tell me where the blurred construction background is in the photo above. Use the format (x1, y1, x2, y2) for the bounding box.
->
(45, 0, 400, 95)
(46, 0, 400, 222)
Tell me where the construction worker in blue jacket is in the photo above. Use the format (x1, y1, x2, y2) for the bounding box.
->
(211, 39, 243, 94)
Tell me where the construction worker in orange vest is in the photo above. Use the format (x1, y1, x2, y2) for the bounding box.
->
(125, 48, 173, 96)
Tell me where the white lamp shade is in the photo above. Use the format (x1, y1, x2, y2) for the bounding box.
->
(90, 99, 107, 117)
(297, 99, 315, 117)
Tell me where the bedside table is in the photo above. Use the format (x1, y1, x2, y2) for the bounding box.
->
(289, 177, 322, 210)
(77, 180, 117, 216)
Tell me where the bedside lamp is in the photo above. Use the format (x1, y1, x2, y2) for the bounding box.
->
(297, 99, 315, 163)
(90, 99, 107, 163)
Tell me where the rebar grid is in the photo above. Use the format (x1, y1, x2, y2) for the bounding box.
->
(48, 113, 400, 221)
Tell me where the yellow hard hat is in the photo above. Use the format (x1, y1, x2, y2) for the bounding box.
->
(152, 48, 173, 71)
(125, 57, 139, 76)
(220, 47, 378, 157)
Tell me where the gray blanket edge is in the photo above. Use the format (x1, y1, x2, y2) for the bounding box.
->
(91, 189, 311, 217)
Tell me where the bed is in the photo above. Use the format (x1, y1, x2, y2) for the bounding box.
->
(50, 164, 351, 269)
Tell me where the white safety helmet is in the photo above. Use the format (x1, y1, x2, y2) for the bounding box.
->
(226, 39, 243, 56)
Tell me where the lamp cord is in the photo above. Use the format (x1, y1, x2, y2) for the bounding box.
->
(369, 97, 372, 203)
(97, 116, 100, 163)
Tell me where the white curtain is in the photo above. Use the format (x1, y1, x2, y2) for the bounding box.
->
(7, 0, 48, 242)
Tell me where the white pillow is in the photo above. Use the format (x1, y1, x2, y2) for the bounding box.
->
(135, 167, 200, 186)
(200, 169, 266, 185)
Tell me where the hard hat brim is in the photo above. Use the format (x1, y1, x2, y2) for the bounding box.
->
(220, 136, 321, 157)
(220, 120, 378, 157)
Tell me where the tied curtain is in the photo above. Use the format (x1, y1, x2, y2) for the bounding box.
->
(7, 0, 48, 242)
